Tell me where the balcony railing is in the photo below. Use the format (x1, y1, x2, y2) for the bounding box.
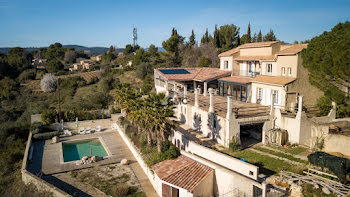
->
(232, 70, 260, 77)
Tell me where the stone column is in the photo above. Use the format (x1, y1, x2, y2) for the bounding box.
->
(204, 82, 208, 96)
(173, 83, 177, 99)
(270, 92, 275, 115)
(296, 96, 303, 119)
(226, 96, 232, 119)
(193, 81, 197, 90)
(165, 81, 169, 96)
(184, 85, 187, 98)
(195, 88, 199, 108)
(209, 88, 214, 113)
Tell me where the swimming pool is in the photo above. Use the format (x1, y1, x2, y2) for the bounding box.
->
(62, 138, 108, 162)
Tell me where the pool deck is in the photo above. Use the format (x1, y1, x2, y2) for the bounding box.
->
(42, 131, 134, 174)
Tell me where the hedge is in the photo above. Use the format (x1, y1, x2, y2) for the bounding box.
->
(30, 122, 52, 134)
(33, 131, 61, 140)
(40, 109, 111, 123)
(308, 151, 350, 184)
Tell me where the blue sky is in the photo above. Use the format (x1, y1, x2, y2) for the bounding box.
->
(0, 0, 349, 48)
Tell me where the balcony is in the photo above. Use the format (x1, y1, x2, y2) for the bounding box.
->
(232, 70, 260, 77)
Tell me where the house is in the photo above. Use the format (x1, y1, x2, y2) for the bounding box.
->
(154, 41, 328, 148)
(70, 59, 96, 71)
(91, 54, 102, 62)
(32, 58, 47, 70)
(152, 156, 214, 197)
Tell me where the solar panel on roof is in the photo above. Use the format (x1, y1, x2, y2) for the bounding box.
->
(159, 69, 190, 75)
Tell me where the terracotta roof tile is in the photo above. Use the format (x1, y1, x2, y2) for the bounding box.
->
(219, 76, 252, 84)
(155, 68, 230, 82)
(239, 41, 280, 49)
(277, 44, 308, 55)
(233, 55, 276, 61)
(251, 75, 296, 85)
(152, 156, 213, 192)
(218, 47, 239, 57)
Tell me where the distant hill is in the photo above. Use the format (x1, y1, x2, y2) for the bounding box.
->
(0, 45, 165, 55)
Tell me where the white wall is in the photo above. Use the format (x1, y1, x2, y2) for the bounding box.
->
(251, 83, 286, 108)
(220, 56, 233, 71)
(260, 61, 277, 76)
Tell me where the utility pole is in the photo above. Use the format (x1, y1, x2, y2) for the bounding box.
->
(133, 26, 138, 47)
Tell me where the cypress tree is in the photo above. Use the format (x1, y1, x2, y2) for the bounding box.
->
(247, 23, 251, 43)
(257, 30, 263, 42)
(213, 24, 221, 48)
(189, 30, 196, 46)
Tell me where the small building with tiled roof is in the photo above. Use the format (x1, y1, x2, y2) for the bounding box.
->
(152, 156, 214, 197)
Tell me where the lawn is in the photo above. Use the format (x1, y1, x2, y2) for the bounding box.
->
(221, 149, 306, 176)
(266, 144, 308, 155)
(253, 147, 308, 164)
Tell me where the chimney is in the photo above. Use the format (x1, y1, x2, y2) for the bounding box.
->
(195, 88, 199, 107)
(209, 88, 214, 113)
(226, 96, 232, 119)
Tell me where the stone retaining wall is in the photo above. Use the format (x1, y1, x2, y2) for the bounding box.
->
(115, 123, 158, 191)
(21, 132, 71, 197)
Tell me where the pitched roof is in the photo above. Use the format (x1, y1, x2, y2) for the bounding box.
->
(218, 47, 239, 57)
(152, 156, 213, 192)
(277, 44, 308, 55)
(251, 76, 296, 85)
(233, 55, 276, 61)
(239, 41, 280, 49)
(155, 68, 230, 82)
(219, 76, 252, 84)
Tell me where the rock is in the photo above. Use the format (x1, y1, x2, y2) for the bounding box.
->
(322, 187, 331, 195)
(313, 184, 319, 189)
(290, 183, 303, 197)
(91, 156, 100, 162)
(52, 136, 59, 143)
(121, 159, 129, 165)
(82, 156, 89, 161)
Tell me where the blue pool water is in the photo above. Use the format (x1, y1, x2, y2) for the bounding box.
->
(62, 138, 108, 162)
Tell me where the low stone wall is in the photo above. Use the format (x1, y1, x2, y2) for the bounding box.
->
(21, 132, 70, 197)
(115, 123, 158, 191)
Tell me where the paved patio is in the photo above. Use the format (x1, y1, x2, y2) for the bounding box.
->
(41, 131, 133, 174)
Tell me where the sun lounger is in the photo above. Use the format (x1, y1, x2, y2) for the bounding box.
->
(79, 127, 85, 134)
(111, 124, 117, 130)
(96, 125, 101, 132)
(85, 127, 91, 134)
(64, 129, 72, 136)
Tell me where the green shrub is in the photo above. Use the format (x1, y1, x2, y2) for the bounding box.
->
(30, 122, 43, 134)
(118, 116, 125, 125)
(111, 184, 129, 197)
(30, 122, 52, 134)
(229, 141, 241, 151)
(41, 109, 57, 124)
(33, 131, 60, 140)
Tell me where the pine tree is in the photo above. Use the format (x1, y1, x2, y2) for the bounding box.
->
(263, 29, 277, 41)
(247, 23, 251, 43)
(189, 30, 196, 47)
(252, 33, 257, 43)
(257, 30, 263, 42)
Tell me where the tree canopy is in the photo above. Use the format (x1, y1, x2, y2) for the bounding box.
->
(302, 21, 350, 117)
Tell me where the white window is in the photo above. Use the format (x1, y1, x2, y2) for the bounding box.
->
(224, 61, 229, 69)
(267, 64, 273, 74)
(282, 67, 286, 76)
(272, 90, 279, 105)
(257, 88, 263, 104)
(288, 67, 292, 76)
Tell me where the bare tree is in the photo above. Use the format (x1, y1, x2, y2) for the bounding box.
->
(64, 50, 77, 64)
(41, 73, 57, 92)
(199, 42, 219, 67)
